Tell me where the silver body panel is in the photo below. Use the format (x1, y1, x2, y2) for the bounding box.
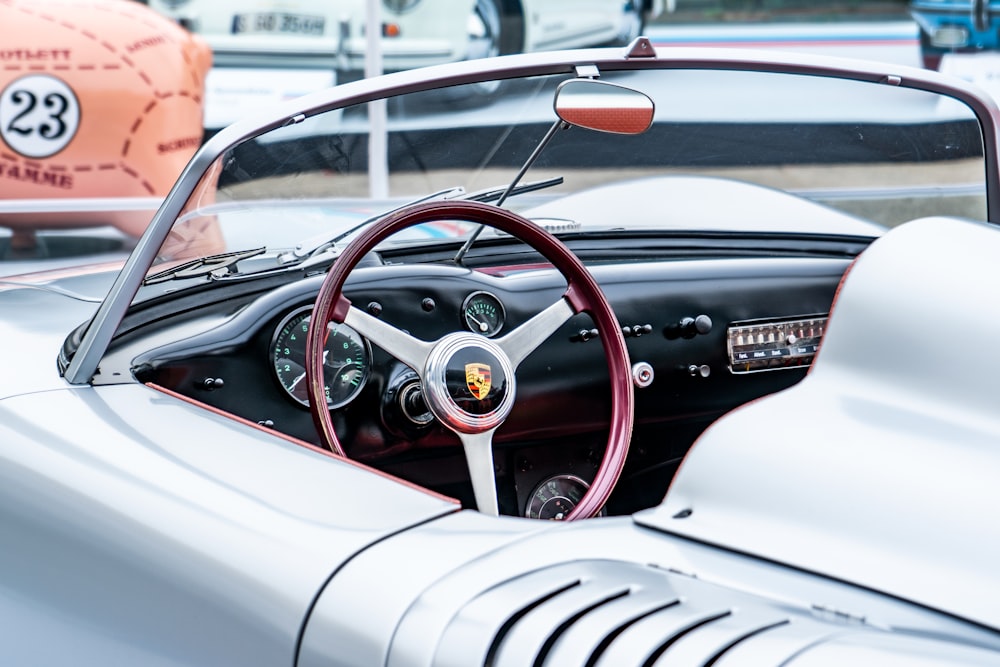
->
(301, 511, 1000, 666)
(0, 283, 101, 398)
(0, 380, 457, 664)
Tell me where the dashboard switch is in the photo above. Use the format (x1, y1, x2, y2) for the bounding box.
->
(688, 364, 711, 378)
(622, 324, 653, 337)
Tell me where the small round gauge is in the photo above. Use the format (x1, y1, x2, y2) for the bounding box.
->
(462, 291, 505, 337)
(525, 474, 604, 520)
(271, 307, 371, 409)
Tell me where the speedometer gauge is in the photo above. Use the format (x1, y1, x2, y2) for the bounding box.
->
(525, 474, 605, 520)
(271, 307, 371, 409)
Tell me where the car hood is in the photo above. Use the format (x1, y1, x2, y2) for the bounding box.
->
(0, 263, 117, 399)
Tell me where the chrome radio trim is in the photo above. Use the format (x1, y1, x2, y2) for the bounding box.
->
(728, 314, 828, 374)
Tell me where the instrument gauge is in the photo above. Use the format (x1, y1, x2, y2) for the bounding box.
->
(462, 291, 505, 337)
(271, 307, 371, 409)
(525, 474, 604, 520)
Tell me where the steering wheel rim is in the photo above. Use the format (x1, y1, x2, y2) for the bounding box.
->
(306, 200, 633, 520)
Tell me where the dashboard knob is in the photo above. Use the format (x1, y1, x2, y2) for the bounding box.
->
(665, 314, 713, 340)
(632, 361, 654, 388)
(682, 315, 713, 337)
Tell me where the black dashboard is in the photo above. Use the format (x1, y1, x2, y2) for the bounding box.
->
(117, 253, 850, 516)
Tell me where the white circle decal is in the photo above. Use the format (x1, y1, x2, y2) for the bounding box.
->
(0, 74, 81, 158)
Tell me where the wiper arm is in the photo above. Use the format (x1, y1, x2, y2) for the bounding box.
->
(455, 119, 570, 267)
(143, 247, 266, 285)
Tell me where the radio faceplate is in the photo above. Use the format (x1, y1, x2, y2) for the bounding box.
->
(728, 315, 828, 374)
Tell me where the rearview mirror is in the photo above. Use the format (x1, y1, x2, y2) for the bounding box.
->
(554, 79, 654, 135)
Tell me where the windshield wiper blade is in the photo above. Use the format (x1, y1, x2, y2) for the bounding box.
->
(279, 178, 565, 269)
(280, 186, 468, 266)
(143, 247, 266, 285)
(464, 176, 564, 203)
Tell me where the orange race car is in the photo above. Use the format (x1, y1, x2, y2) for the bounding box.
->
(0, 0, 210, 256)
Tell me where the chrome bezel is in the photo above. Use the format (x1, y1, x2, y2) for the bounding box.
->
(271, 305, 372, 409)
(461, 290, 506, 337)
(525, 474, 597, 520)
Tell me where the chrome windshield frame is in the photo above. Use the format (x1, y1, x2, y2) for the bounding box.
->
(62, 39, 1000, 384)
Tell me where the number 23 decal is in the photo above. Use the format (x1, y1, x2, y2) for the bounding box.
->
(0, 74, 80, 159)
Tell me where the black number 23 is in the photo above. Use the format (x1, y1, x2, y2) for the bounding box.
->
(6, 89, 71, 140)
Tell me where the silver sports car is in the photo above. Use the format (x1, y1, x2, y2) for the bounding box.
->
(2, 35, 999, 666)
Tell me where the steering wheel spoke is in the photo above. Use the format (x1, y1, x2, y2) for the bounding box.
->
(458, 430, 500, 516)
(343, 304, 433, 372)
(496, 297, 575, 369)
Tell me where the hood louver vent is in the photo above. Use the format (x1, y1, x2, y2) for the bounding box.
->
(386, 558, 997, 666)
(406, 560, 807, 667)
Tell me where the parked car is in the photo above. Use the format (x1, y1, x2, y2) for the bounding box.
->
(4, 34, 1000, 665)
(138, 0, 668, 128)
(910, 0, 1000, 68)
(0, 0, 209, 273)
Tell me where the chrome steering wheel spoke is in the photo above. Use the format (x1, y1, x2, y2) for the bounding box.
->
(496, 297, 575, 369)
(343, 303, 433, 373)
(459, 430, 500, 516)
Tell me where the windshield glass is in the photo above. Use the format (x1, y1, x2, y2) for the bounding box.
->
(146, 64, 984, 289)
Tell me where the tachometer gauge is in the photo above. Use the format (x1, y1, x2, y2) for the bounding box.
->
(462, 291, 505, 337)
(525, 474, 604, 520)
(271, 307, 371, 409)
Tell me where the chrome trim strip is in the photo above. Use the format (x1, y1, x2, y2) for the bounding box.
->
(0, 197, 161, 214)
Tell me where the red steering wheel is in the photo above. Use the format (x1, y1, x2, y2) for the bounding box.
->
(306, 200, 633, 519)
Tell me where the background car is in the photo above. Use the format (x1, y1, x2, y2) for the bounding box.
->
(3, 29, 1000, 666)
(138, 0, 669, 129)
(0, 0, 209, 274)
(910, 0, 1000, 68)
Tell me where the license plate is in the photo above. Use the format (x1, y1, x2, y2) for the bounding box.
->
(232, 13, 325, 36)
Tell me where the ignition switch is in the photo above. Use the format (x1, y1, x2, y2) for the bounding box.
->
(399, 380, 433, 425)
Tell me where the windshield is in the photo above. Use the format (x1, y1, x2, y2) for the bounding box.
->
(145, 63, 985, 291)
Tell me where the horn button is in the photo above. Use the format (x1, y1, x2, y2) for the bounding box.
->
(422, 333, 516, 433)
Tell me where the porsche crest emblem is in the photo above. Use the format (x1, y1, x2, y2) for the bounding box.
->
(465, 363, 492, 400)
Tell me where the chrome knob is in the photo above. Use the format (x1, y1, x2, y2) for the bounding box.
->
(632, 361, 654, 388)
